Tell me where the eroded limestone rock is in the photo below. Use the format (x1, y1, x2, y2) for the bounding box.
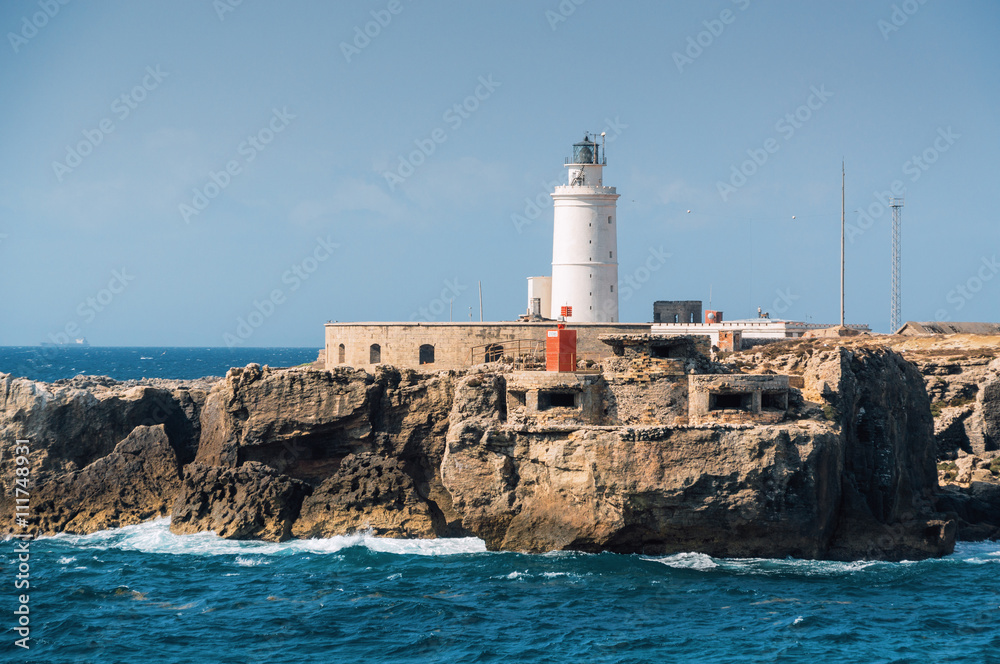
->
(170, 461, 310, 541)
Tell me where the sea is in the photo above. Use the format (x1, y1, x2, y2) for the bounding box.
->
(2, 347, 999, 663)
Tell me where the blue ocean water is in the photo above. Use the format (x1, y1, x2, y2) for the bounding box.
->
(3, 348, 1000, 662)
(5, 521, 999, 664)
(0, 346, 320, 382)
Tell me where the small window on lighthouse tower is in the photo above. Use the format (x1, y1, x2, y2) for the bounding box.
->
(608, 216, 612, 224)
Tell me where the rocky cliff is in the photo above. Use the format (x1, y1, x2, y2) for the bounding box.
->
(442, 346, 951, 560)
(3, 337, 994, 559)
(169, 363, 462, 541)
(733, 334, 1000, 541)
(0, 374, 212, 536)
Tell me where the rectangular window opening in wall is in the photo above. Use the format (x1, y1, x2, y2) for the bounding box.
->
(651, 345, 676, 359)
(610, 285, 614, 292)
(761, 391, 788, 411)
(709, 392, 752, 411)
(609, 251, 613, 258)
(608, 216, 612, 223)
(538, 391, 578, 410)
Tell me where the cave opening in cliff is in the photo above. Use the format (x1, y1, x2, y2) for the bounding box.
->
(538, 391, 577, 410)
(709, 391, 751, 411)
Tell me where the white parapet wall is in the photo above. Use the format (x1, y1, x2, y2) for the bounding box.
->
(652, 320, 871, 349)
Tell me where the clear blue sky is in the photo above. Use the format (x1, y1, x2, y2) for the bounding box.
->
(1, 0, 998, 346)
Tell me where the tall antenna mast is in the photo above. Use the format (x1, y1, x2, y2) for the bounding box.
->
(840, 160, 845, 328)
(890, 197, 904, 332)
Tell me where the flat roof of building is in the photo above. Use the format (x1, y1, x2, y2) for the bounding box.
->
(325, 321, 652, 327)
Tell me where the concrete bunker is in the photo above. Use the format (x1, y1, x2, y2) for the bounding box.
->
(689, 374, 791, 425)
(504, 371, 603, 425)
(599, 333, 710, 361)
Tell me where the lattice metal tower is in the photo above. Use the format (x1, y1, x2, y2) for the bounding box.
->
(890, 198, 904, 333)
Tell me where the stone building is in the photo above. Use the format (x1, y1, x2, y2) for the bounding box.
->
(323, 321, 651, 371)
(653, 300, 702, 324)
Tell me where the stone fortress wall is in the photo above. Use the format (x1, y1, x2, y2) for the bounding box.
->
(324, 322, 652, 371)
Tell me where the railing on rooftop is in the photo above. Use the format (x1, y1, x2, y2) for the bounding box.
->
(469, 341, 607, 372)
(470, 339, 545, 367)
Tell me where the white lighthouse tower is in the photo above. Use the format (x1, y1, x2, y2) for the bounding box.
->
(549, 133, 620, 322)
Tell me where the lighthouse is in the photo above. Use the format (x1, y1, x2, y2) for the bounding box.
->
(548, 133, 620, 323)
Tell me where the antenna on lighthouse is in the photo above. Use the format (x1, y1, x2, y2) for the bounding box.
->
(600, 132, 606, 183)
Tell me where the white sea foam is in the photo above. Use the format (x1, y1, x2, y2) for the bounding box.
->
(41, 518, 1000, 564)
(289, 531, 486, 556)
(651, 552, 720, 570)
(57, 556, 76, 565)
(952, 541, 1000, 563)
(648, 552, 888, 576)
(45, 518, 487, 557)
(491, 570, 529, 580)
(726, 558, 880, 576)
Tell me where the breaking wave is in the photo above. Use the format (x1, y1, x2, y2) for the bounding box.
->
(44, 518, 488, 557)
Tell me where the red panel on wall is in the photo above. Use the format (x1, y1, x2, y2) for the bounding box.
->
(546, 326, 577, 372)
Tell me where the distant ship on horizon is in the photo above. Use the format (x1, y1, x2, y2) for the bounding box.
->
(40, 337, 90, 347)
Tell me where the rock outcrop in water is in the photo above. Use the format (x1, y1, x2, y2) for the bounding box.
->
(0, 374, 213, 536)
(5, 336, 999, 559)
(168, 364, 462, 541)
